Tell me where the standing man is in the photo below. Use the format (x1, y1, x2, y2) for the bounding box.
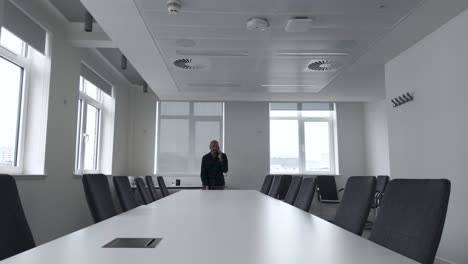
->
(200, 140, 228, 190)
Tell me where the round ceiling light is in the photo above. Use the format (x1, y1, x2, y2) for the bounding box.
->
(246, 17, 270, 32)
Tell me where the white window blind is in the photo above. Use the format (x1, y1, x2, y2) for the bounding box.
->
(2, 1, 47, 54)
(80, 64, 112, 97)
(156, 102, 224, 175)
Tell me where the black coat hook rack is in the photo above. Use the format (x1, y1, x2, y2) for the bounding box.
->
(391, 92, 414, 107)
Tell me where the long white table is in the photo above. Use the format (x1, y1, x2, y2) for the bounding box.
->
(2, 190, 418, 264)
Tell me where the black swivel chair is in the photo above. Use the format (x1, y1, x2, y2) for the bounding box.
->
(0, 175, 35, 261)
(293, 177, 317, 212)
(277, 175, 292, 200)
(157, 176, 170, 197)
(316, 175, 343, 203)
(283, 176, 303, 205)
(332, 176, 376, 235)
(82, 174, 117, 223)
(260, 175, 274, 194)
(267, 175, 283, 198)
(145, 176, 160, 201)
(135, 178, 153, 204)
(113, 176, 138, 212)
(369, 179, 451, 264)
(374, 175, 390, 208)
(366, 175, 390, 228)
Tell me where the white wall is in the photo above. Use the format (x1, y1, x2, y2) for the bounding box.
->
(222, 102, 367, 190)
(363, 100, 390, 176)
(127, 88, 157, 176)
(385, 8, 468, 263)
(224, 102, 270, 190)
(1, 1, 134, 244)
(335, 103, 367, 188)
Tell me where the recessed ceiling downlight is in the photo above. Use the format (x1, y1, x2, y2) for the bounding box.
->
(246, 17, 269, 31)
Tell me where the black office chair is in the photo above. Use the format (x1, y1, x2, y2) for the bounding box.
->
(0, 175, 35, 261)
(260, 175, 274, 194)
(316, 175, 343, 203)
(157, 176, 170, 197)
(277, 175, 292, 200)
(332, 176, 376, 235)
(113, 176, 138, 212)
(374, 175, 390, 208)
(267, 175, 283, 198)
(135, 178, 153, 204)
(82, 174, 117, 223)
(366, 175, 390, 227)
(369, 179, 451, 264)
(283, 176, 303, 205)
(145, 176, 160, 201)
(293, 177, 317, 212)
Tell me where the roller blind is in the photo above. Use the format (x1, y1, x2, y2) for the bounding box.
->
(271, 102, 334, 111)
(2, 1, 47, 54)
(80, 64, 112, 97)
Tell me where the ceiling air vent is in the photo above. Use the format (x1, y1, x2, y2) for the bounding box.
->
(306, 59, 341, 72)
(173, 58, 207, 70)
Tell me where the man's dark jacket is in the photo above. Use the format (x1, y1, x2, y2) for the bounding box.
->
(200, 152, 228, 187)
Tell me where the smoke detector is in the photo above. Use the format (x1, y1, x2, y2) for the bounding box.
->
(167, 0, 181, 15)
(246, 17, 269, 31)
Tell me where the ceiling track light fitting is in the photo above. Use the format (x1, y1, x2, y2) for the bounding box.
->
(84, 11, 93, 32)
(121, 55, 127, 70)
(142, 82, 149, 93)
(167, 0, 182, 15)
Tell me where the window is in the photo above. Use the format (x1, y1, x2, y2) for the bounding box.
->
(269, 103, 337, 174)
(156, 102, 224, 174)
(75, 77, 103, 174)
(0, 28, 29, 172)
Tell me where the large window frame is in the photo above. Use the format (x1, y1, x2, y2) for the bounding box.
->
(155, 101, 224, 175)
(0, 28, 30, 174)
(75, 77, 103, 175)
(269, 103, 337, 175)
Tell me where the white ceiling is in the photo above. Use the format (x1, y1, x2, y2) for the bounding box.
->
(78, 0, 467, 101)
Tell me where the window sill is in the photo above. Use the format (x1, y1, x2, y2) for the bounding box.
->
(10, 174, 48, 180)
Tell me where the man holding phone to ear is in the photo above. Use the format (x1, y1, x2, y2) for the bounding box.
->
(200, 140, 228, 190)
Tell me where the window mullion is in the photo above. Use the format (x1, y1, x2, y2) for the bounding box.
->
(298, 118, 306, 174)
(189, 103, 195, 172)
(80, 101, 88, 174)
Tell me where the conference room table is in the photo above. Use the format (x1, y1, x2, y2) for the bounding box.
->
(2, 190, 418, 264)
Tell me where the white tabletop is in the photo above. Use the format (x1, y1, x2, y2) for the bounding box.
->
(2, 190, 418, 264)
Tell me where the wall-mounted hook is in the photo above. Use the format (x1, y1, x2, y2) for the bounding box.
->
(390, 92, 415, 108)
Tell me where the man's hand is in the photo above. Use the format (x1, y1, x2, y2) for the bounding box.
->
(218, 151, 223, 161)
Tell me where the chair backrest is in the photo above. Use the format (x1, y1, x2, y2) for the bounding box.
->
(113, 176, 138, 212)
(145, 176, 160, 201)
(333, 176, 376, 235)
(260, 175, 274, 194)
(135, 178, 153, 204)
(376, 175, 390, 193)
(369, 179, 451, 264)
(157, 176, 170, 197)
(316, 175, 339, 201)
(267, 175, 283, 198)
(277, 175, 292, 200)
(0, 175, 35, 261)
(283, 176, 303, 205)
(293, 177, 317, 212)
(82, 174, 117, 223)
